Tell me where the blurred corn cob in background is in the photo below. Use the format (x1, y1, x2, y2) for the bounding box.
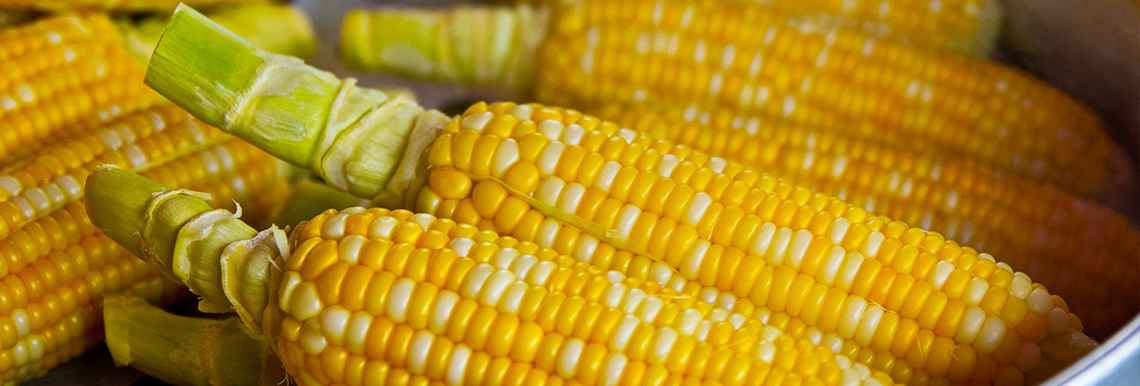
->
(0, 104, 289, 384)
(0, 0, 270, 12)
(119, 3, 316, 61)
(496, 0, 1004, 57)
(136, 9, 1101, 384)
(997, 0, 1140, 162)
(340, 0, 1126, 202)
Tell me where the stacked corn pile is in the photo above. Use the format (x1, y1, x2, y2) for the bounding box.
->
(0, 1, 316, 383)
(340, 0, 1139, 343)
(82, 8, 1119, 386)
(494, 0, 1004, 56)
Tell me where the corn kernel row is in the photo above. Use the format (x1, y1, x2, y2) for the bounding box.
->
(597, 103, 1139, 338)
(0, 13, 161, 165)
(404, 102, 1093, 386)
(535, 0, 1111, 195)
(0, 105, 223, 240)
(274, 207, 894, 386)
(500, 0, 999, 55)
(0, 105, 287, 383)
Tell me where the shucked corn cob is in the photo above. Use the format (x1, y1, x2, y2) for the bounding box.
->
(142, 7, 1098, 385)
(350, 0, 1131, 336)
(340, 0, 1120, 197)
(595, 104, 1140, 339)
(0, 0, 269, 12)
(91, 168, 898, 386)
(0, 8, 310, 383)
(0, 13, 161, 165)
(497, 0, 1003, 56)
(0, 104, 288, 384)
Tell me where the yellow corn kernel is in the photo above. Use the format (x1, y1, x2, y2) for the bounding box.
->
(0, 105, 287, 383)
(0, 14, 162, 165)
(279, 208, 891, 385)
(596, 103, 1138, 339)
(405, 102, 1096, 386)
(533, 0, 1111, 196)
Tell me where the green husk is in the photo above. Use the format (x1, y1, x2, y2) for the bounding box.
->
(86, 167, 276, 330)
(339, 5, 550, 93)
(146, 5, 433, 199)
(169, 208, 260, 313)
(103, 296, 285, 386)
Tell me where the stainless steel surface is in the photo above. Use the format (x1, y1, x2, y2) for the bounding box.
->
(1042, 315, 1140, 386)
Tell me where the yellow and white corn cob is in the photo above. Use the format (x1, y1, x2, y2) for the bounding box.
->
(0, 105, 287, 384)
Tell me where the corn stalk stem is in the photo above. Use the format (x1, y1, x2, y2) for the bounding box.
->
(103, 295, 285, 386)
(146, 5, 441, 200)
(86, 167, 277, 334)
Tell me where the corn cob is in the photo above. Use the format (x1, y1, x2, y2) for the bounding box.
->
(0, 0, 269, 12)
(595, 103, 1140, 339)
(342, 1, 1138, 337)
(340, 0, 1118, 197)
(0, 13, 161, 165)
(89, 168, 898, 386)
(0, 11, 309, 381)
(0, 104, 288, 384)
(277, 0, 1140, 340)
(497, 0, 1003, 56)
(143, 8, 1099, 385)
